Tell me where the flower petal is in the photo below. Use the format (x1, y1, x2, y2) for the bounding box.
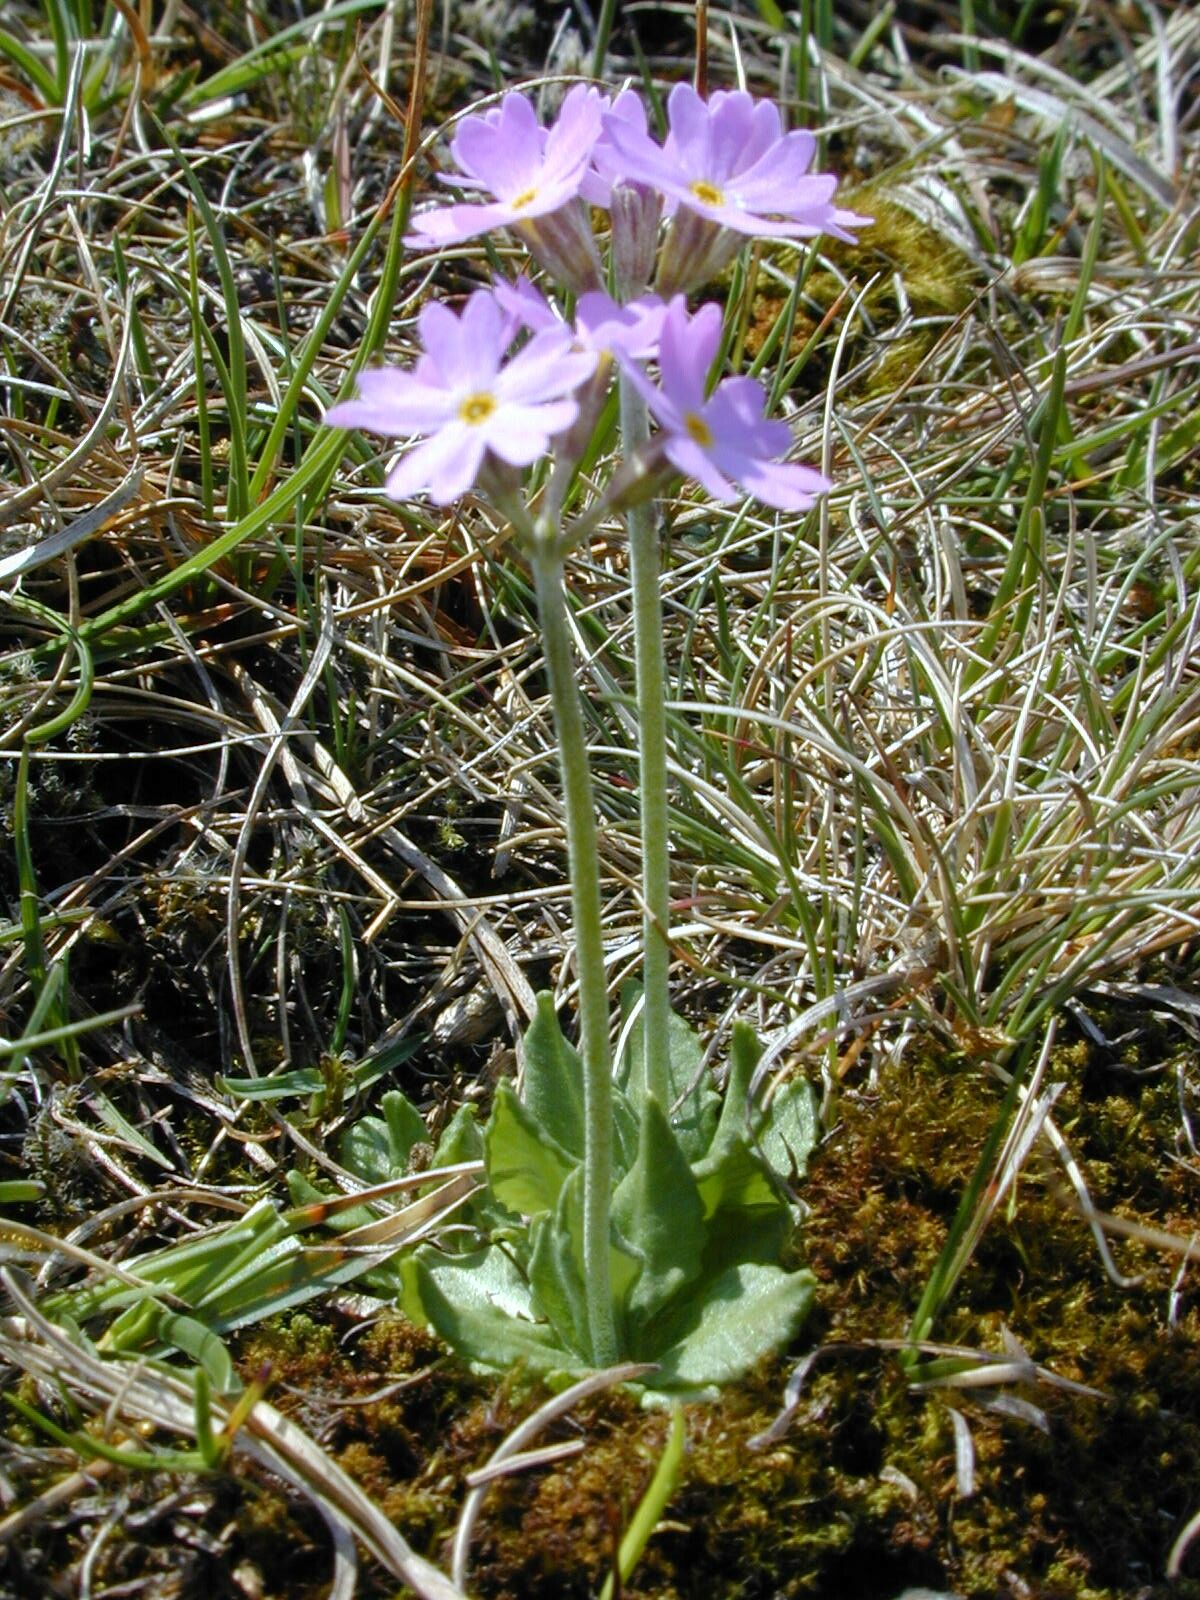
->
(663, 432, 735, 500)
(481, 399, 579, 464)
(541, 84, 605, 183)
(324, 367, 456, 436)
(656, 299, 720, 411)
(734, 457, 830, 510)
(385, 423, 486, 504)
(451, 94, 542, 196)
(405, 198, 524, 250)
(494, 328, 595, 404)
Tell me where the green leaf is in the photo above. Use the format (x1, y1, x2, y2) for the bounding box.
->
(696, 1194, 793, 1286)
(430, 1102, 483, 1168)
(612, 1095, 705, 1329)
(529, 1167, 591, 1360)
(219, 1038, 421, 1105)
(617, 989, 719, 1162)
(649, 1264, 816, 1392)
(219, 1067, 327, 1101)
(339, 1090, 425, 1185)
(400, 1246, 586, 1381)
(89, 1086, 174, 1170)
(485, 1079, 577, 1217)
(755, 1077, 819, 1184)
(690, 1023, 786, 1221)
(156, 1311, 237, 1394)
(180, 0, 386, 108)
(522, 992, 586, 1160)
(700, 1019, 758, 1158)
(0, 1180, 43, 1204)
(693, 1155, 780, 1233)
(598, 1406, 685, 1600)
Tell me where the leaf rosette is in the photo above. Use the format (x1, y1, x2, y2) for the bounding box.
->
(400, 993, 818, 1399)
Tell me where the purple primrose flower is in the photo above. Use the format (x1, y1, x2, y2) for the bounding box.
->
(492, 276, 667, 362)
(324, 289, 598, 504)
(600, 83, 870, 292)
(627, 298, 830, 511)
(405, 86, 605, 290)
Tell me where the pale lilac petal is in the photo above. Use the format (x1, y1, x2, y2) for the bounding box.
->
(733, 167, 837, 218)
(492, 276, 558, 335)
(734, 457, 830, 510)
(741, 98, 786, 167)
(482, 399, 579, 464)
(455, 291, 508, 386)
(609, 86, 647, 137)
(404, 198, 524, 249)
(405, 89, 596, 249)
(734, 127, 816, 195)
(704, 91, 758, 182)
(385, 422, 486, 503)
(615, 351, 682, 431)
(657, 300, 720, 411)
(324, 367, 456, 435)
(414, 300, 471, 386)
(664, 83, 712, 172)
(435, 169, 489, 191)
(452, 94, 542, 195)
(584, 87, 650, 204)
(495, 329, 595, 404)
(541, 85, 605, 181)
(640, 310, 833, 510)
(705, 381, 792, 466)
(576, 291, 665, 358)
(598, 109, 684, 195)
(827, 205, 874, 242)
(599, 83, 867, 250)
(663, 433, 736, 500)
(413, 292, 505, 393)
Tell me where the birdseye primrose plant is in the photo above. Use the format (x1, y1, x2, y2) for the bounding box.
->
(325, 81, 868, 1395)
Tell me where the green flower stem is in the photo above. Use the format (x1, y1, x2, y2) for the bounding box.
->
(619, 373, 672, 1109)
(528, 523, 618, 1368)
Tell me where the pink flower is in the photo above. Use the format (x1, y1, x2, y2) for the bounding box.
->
(580, 87, 652, 209)
(600, 83, 870, 293)
(405, 86, 605, 291)
(627, 299, 830, 511)
(580, 89, 662, 300)
(492, 277, 667, 362)
(324, 290, 598, 504)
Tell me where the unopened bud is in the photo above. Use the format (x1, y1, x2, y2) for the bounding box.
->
(517, 202, 604, 295)
(656, 211, 742, 297)
(609, 182, 662, 301)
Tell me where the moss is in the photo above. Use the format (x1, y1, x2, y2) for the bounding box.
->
(206, 1027, 1200, 1598)
(739, 190, 978, 404)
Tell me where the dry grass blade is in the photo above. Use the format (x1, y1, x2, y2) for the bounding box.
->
(1, 1268, 467, 1600)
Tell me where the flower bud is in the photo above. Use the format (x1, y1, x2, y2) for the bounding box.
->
(517, 202, 604, 295)
(609, 181, 662, 301)
(655, 209, 743, 297)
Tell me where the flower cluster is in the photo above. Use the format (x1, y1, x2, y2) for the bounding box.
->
(326, 81, 868, 512)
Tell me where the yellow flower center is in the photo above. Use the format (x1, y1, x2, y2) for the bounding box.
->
(690, 179, 725, 207)
(685, 412, 714, 448)
(510, 187, 538, 210)
(459, 392, 496, 426)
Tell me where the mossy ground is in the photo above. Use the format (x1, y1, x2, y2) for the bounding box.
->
(128, 1011, 1191, 1600)
(5, 1006, 1198, 1599)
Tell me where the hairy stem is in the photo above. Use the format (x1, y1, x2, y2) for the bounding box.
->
(529, 525, 618, 1367)
(619, 373, 672, 1108)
